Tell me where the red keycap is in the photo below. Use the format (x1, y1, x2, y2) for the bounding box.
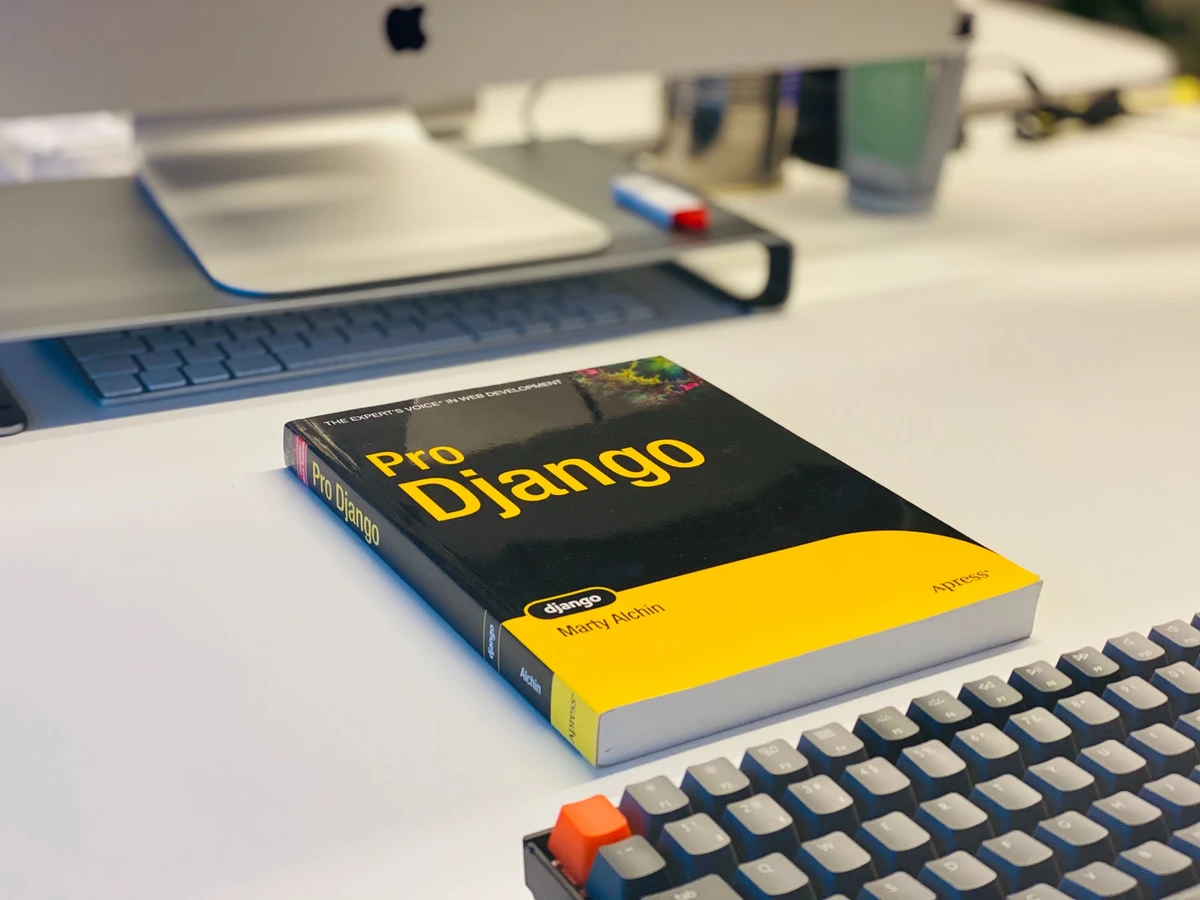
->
(547, 794, 631, 885)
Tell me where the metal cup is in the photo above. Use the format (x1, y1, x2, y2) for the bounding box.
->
(649, 71, 801, 190)
(840, 47, 968, 213)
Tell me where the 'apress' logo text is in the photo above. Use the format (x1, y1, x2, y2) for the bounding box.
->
(933, 570, 991, 593)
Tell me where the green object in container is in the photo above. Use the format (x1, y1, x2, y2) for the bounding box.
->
(845, 59, 932, 169)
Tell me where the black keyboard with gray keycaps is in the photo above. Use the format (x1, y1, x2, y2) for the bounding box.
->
(60, 275, 656, 404)
(524, 616, 1200, 900)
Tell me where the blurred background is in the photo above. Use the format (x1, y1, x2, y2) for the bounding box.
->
(1037, 0, 1200, 70)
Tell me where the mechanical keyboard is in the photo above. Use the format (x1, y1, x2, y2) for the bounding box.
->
(59, 274, 657, 404)
(525, 616, 1200, 900)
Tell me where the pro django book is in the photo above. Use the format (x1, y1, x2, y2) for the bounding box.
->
(283, 357, 1041, 765)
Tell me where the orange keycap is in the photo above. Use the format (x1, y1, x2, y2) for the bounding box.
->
(547, 794, 631, 885)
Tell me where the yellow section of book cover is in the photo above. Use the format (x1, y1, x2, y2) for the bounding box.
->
(508, 530, 1038, 718)
(550, 675, 602, 763)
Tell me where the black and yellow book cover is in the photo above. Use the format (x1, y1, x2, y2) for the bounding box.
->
(284, 357, 1041, 765)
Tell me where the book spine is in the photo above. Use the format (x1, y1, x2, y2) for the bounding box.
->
(283, 424, 556, 731)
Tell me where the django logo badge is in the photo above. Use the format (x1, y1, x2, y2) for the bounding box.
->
(527, 588, 617, 620)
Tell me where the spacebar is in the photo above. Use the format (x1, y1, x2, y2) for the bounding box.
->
(275, 337, 465, 371)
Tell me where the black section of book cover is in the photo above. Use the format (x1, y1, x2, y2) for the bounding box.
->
(288, 357, 971, 624)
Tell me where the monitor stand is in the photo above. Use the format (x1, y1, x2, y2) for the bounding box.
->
(133, 106, 614, 298)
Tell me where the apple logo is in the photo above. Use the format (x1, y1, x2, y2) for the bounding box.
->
(385, 5, 427, 52)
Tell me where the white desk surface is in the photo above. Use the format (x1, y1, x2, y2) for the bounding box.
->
(3, 109, 1200, 899)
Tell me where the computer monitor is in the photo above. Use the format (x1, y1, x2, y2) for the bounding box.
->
(1, 1, 957, 296)
(1, 1, 955, 118)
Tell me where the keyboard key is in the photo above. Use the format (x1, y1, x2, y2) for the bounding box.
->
(1034, 812, 1116, 869)
(182, 323, 229, 344)
(93, 374, 144, 399)
(138, 368, 187, 392)
(582, 305, 624, 327)
(263, 332, 306, 354)
(1010, 663, 1078, 710)
(794, 831, 877, 900)
(682, 758, 753, 818)
(1105, 634, 1168, 680)
(656, 813, 738, 885)
(417, 317, 475, 349)
(343, 322, 384, 340)
(841, 758, 918, 818)
(909, 692, 976, 743)
(1104, 678, 1172, 731)
(1128, 724, 1200, 778)
(1087, 792, 1169, 850)
(180, 344, 226, 366)
(226, 319, 270, 340)
(61, 333, 110, 354)
(1024, 759, 1099, 815)
(1077, 741, 1151, 796)
(1005, 709, 1078, 765)
(953, 723, 1026, 781)
(1115, 840, 1198, 899)
(960, 677, 1027, 727)
(784, 775, 862, 840)
(721, 794, 800, 860)
(218, 339, 267, 358)
(1151, 664, 1200, 718)
(856, 812, 935, 876)
(135, 349, 183, 370)
(978, 831, 1062, 893)
(734, 853, 817, 900)
(549, 795, 632, 886)
(259, 315, 307, 337)
(226, 355, 284, 378)
(742, 741, 815, 800)
(1054, 693, 1126, 748)
(915, 793, 993, 854)
(67, 334, 146, 359)
(585, 835, 672, 900)
(1169, 824, 1200, 864)
(620, 776, 693, 844)
(1009, 884, 1073, 900)
(900, 740, 973, 801)
(1178, 711, 1200, 745)
(860, 872, 936, 900)
(412, 294, 455, 318)
(557, 312, 590, 331)
(183, 363, 232, 385)
(1058, 649, 1124, 696)
(1058, 862, 1141, 900)
(972, 775, 1050, 833)
(855, 708, 925, 761)
(1141, 775, 1200, 829)
(1150, 622, 1200, 666)
(645, 874, 741, 900)
(801, 724, 869, 779)
(458, 312, 521, 342)
(80, 355, 139, 379)
(918, 851, 1004, 900)
(145, 331, 190, 352)
(311, 326, 356, 349)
